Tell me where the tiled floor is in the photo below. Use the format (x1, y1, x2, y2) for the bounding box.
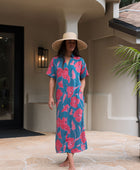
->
(0, 131, 139, 170)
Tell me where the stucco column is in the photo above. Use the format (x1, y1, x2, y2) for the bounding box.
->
(58, 9, 82, 36)
(63, 9, 82, 35)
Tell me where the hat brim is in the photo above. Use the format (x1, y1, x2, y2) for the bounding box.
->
(52, 38, 87, 52)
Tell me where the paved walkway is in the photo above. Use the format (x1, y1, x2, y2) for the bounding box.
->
(0, 131, 139, 170)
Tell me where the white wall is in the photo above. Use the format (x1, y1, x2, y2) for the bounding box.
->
(92, 36, 138, 136)
(79, 2, 138, 136)
(23, 19, 59, 131)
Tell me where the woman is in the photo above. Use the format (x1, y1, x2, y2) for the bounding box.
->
(46, 32, 89, 170)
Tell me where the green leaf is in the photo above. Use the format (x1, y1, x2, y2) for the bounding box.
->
(113, 45, 140, 96)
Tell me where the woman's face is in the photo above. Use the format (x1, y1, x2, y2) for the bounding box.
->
(65, 40, 76, 53)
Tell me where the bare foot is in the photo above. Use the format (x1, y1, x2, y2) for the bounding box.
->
(59, 157, 69, 167)
(68, 163, 76, 170)
(67, 153, 75, 170)
(68, 168, 76, 170)
(59, 153, 74, 167)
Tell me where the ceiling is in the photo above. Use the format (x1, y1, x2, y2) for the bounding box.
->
(0, 0, 106, 23)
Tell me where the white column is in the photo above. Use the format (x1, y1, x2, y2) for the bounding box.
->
(63, 9, 82, 35)
(57, 9, 82, 36)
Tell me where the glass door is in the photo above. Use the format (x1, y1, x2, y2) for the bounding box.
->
(0, 33, 14, 120)
(0, 25, 24, 129)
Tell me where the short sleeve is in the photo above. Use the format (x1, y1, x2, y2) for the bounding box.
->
(46, 57, 56, 79)
(80, 58, 89, 80)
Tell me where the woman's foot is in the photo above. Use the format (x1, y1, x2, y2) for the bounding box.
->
(59, 153, 74, 167)
(67, 153, 75, 170)
(59, 157, 69, 167)
(68, 163, 76, 170)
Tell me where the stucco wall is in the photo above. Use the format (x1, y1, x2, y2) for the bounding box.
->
(79, 2, 138, 136)
(91, 36, 137, 136)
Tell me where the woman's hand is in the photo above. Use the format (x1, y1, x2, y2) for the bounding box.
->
(48, 77, 56, 110)
(48, 97, 55, 110)
(80, 77, 85, 94)
(80, 87, 84, 94)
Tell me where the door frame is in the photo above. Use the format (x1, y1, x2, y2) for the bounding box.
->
(0, 24, 24, 129)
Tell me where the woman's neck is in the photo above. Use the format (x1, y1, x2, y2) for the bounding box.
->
(65, 52, 72, 58)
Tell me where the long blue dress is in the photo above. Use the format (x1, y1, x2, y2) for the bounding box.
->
(46, 54, 89, 153)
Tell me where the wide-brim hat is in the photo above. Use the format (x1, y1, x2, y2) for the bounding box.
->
(52, 32, 88, 52)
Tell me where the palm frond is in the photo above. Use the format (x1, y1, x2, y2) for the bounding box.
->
(112, 60, 133, 76)
(114, 45, 130, 59)
(113, 45, 140, 94)
(133, 81, 140, 95)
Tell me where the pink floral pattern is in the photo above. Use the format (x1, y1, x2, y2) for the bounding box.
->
(67, 86, 74, 98)
(73, 108, 83, 122)
(56, 89, 63, 101)
(58, 80, 63, 88)
(74, 61, 82, 73)
(70, 96, 80, 108)
(46, 54, 89, 153)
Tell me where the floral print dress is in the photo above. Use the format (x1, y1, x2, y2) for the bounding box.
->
(46, 54, 89, 153)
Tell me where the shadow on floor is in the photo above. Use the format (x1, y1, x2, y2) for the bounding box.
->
(0, 128, 45, 138)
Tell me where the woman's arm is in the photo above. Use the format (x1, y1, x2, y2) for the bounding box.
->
(80, 77, 86, 93)
(48, 77, 56, 110)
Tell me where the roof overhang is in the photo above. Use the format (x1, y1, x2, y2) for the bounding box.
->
(109, 18, 140, 38)
(109, 2, 140, 44)
(0, 0, 106, 24)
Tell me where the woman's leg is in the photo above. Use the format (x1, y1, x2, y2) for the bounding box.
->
(67, 153, 76, 170)
(59, 153, 74, 167)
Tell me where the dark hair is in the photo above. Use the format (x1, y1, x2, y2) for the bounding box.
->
(57, 40, 80, 69)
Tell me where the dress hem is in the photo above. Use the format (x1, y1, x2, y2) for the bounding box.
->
(55, 147, 88, 153)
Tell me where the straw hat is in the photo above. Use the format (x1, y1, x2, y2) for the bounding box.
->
(52, 32, 87, 52)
